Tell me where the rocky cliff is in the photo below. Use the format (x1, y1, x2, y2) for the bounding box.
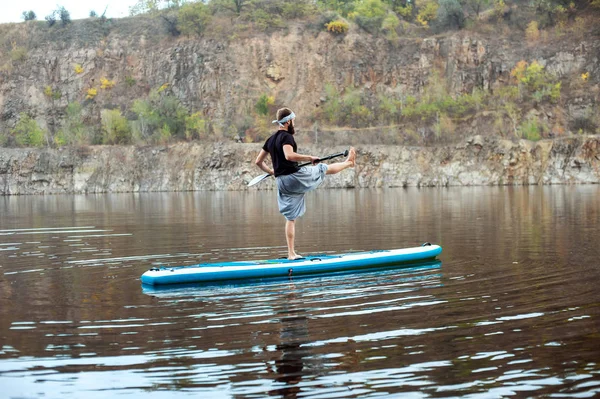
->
(1, 136, 598, 195)
(1, 11, 599, 194)
(0, 14, 598, 140)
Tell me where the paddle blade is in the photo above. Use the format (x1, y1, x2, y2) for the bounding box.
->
(247, 173, 271, 187)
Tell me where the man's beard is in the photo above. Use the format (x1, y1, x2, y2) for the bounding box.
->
(288, 122, 295, 135)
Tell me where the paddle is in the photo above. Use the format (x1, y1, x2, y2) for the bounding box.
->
(247, 150, 349, 187)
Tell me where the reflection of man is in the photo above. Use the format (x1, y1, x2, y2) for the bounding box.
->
(269, 289, 310, 398)
(276, 313, 308, 381)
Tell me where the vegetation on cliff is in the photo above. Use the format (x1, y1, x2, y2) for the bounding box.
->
(0, 0, 598, 148)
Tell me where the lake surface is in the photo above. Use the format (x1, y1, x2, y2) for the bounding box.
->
(1, 186, 599, 398)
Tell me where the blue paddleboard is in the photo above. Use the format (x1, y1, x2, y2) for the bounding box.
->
(140, 243, 442, 286)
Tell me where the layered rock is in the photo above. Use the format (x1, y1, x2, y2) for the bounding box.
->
(0, 136, 598, 195)
(0, 18, 598, 137)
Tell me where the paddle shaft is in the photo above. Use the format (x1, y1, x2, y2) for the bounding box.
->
(298, 150, 348, 167)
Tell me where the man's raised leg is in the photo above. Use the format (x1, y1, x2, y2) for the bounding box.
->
(326, 147, 356, 175)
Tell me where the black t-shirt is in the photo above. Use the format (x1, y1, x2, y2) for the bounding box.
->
(263, 130, 300, 177)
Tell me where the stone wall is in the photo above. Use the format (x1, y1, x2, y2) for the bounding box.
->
(1, 136, 598, 195)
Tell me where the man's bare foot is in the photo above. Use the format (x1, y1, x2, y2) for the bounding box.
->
(346, 147, 356, 167)
(288, 253, 304, 260)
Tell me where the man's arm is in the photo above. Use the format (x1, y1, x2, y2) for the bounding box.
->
(255, 149, 274, 175)
(283, 144, 319, 164)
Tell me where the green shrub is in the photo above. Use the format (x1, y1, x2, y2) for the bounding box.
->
(58, 6, 71, 26)
(159, 123, 172, 144)
(511, 60, 561, 103)
(350, 104, 372, 126)
(352, 0, 388, 33)
(125, 76, 136, 87)
(10, 47, 27, 62)
(22, 10, 36, 21)
(400, 71, 483, 122)
(177, 1, 211, 36)
(248, 8, 283, 31)
(569, 112, 598, 134)
(13, 113, 46, 147)
(131, 98, 157, 142)
(281, 0, 315, 18)
(101, 109, 131, 144)
(322, 83, 342, 123)
(354, 0, 388, 18)
(495, 86, 520, 102)
(416, 1, 438, 27)
(493, 0, 505, 18)
(316, 0, 357, 16)
(377, 93, 402, 123)
(436, 0, 465, 30)
(321, 84, 375, 127)
(382, 13, 400, 39)
(462, 0, 489, 18)
(45, 13, 57, 26)
(184, 112, 208, 140)
(130, 89, 189, 143)
(211, 0, 251, 15)
(129, 0, 163, 16)
(396, 4, 413, 19)
(433, 112, 456, 139)
(519, 117, 543, 141)
(55, 102, 91, 146)
(255, 94, 275, 116)
(341, 86, 362, 111)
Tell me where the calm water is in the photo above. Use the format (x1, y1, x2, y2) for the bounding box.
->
(1, 187, 599, 398)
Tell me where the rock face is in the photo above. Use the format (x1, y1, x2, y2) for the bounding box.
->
(0, 136, 598, 195)
(0, 18, 598, 136)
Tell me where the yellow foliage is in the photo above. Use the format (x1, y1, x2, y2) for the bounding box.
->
(581, 72, 589, 82)
(74, 64, 84, 74)
(493, 0, 506, 18)
(325, 20, 349, 34)
(158, 83, 170, 93)
(86, 88, 98, 100)
(44, 86, 53, 97)
(396, 4, 413, 19)
(525, 21, 540, 43)
(416, 1, 438, 27)
(100, 77, 116, 89)
(510, 60, 529, 83)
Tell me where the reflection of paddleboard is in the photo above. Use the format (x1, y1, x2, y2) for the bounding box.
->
(140, 244, 442, 286)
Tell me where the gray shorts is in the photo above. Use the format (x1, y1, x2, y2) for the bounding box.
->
(276, 164, 328, 221)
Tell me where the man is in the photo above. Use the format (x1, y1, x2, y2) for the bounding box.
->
(255, 107, 356, 260)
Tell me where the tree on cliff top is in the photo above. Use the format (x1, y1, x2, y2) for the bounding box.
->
(43, 6, 72, 27)
(129, 0, 183, 16)
(212, 0, 251, 15)
(177, 1, 211, 36)
(436, 0, 466, 30)
(21, 11, 36, 21)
